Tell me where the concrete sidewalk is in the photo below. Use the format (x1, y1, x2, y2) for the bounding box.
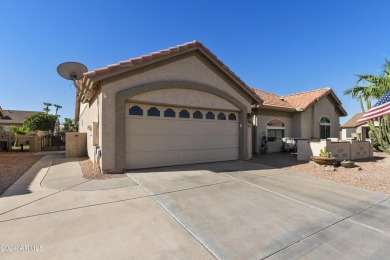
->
(0, 152, 137, 216)
(0, 153, 211, 259)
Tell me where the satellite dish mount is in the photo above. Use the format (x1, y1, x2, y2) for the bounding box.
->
(57, 62, 88, 91)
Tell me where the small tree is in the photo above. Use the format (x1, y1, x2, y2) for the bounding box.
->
(63, 118, 78, 132)
(344, 59, 390, 152)
(24, 113, 58, 132)
(43, 102, 52, 114)
(10, 125, 29, 146)
(53, 104, 62, 116)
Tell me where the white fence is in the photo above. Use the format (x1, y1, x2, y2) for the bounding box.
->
(297, 139, 373, 161)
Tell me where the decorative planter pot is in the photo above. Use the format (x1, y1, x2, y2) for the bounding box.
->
(340, 160, 355, 168)
(310, 156, 337, 165)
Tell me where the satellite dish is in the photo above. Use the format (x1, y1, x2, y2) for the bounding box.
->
(57, 62, 87, 80)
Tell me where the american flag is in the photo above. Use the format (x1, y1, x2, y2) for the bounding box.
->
(356, 90, 390, 124)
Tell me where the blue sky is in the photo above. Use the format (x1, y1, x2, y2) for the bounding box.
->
(1, 1, 389, 124)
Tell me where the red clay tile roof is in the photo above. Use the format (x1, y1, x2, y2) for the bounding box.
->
(252, 87, 347, 116)
(341, 112, 365, 128)
(80, 40, 260, 103)
(251, 89, 294, 110)
(284, 87, 332, 110)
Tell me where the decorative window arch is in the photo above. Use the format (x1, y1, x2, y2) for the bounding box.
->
(129, 105, 143, 116)
(179, 109, 190, 118)
(193, 110, 203, 119)
(228, 113, 237, 121)
(320, 117, 331, 139)
(206, 112, 215, 120)
(147, 107, 160, 117)
(266, 119, 285, 142)
(164, 108, 175, 118)
(217, 112, 226, 120)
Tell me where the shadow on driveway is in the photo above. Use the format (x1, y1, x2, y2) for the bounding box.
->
(249, 152, 306, 169)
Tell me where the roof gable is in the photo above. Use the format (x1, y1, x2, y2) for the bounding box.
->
(252, 87, 347, 116)
(284, 88, 332, 110)
(78, 41, 261, 105)
(341, 112, 365, 128)
(0, 110, 41, 125)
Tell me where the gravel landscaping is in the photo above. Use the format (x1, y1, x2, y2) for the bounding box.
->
(0, 152, 43, 195)
(287, 152, 390, 195)
(78, 157, 125, 180)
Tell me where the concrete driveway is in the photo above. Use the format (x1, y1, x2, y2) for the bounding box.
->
(1, 154, 390, 259)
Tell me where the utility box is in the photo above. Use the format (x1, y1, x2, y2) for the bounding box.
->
(92, 122, 99, 146)
(66, 132, 87, 158)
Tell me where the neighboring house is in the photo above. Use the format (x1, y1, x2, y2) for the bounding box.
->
(252, 88, 347, 153)
(76, 41, 261, 171)
(340, 112, 377, 141)
(0, 106, 40, 132)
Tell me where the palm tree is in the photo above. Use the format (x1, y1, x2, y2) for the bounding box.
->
(43, 102, 52, 114)
(53, 104, 62, 116)
(344, 59, 390, 152)
(10, 125, 29, 146)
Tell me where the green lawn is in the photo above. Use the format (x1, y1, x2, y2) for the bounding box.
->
(11, 145, 30, 151)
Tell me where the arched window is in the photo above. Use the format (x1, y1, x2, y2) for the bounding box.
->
(217, 112, 226, 120)
(320, 117, 331, 139)
(193, 111, 203, 119)
(147, 107, 160, 117)
(228, 113, 237, 121)
(129, 106, 143, 116)
(266, 119, 285, 142)
(164, 108, 175, 118)
(179, 109, 190, 118)
(206, 112, 215, 120)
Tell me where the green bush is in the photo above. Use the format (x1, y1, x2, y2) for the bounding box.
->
(24, 113, 58, 131)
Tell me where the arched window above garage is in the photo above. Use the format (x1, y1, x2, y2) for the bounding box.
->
(129, 106, 143, 116)
(164, 108, 176, 118)
(206, 112, 215, 120)
(179, 109, 190, 118)
(228, 113, 237, 121)
(217, 112, 226, 120)
(147, 107, 160, 117)
(193, 111, 203, 119)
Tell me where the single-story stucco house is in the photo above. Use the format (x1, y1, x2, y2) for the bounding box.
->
(340, 112, 377, 141)
(0, 106, 40, 132)
(76, 41, 261, 171)
(75, 41, 347, 171)
(252, 88, 347, 153)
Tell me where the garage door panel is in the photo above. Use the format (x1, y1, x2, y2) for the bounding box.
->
(128, 136, 179, 152)
(125, 104, 240, 169)
(175, 120, 192, 135)
(203, 148, 238, 161)
(207, 136, 238, 148)
(176, 136, 193, 150)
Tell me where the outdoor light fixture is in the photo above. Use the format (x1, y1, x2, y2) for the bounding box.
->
(247, 112, 254, 121)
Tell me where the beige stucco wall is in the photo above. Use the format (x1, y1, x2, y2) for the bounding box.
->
(255, 111, 293, 153)
(88, 55, 252, 170)
(254, 95, 343, 153)
(130, 89, 239, 111)
(78, 93, 100, 162)
(297, 139, 373, 161)
(300, 107, 312, 139)
(297, 96, 340, 139)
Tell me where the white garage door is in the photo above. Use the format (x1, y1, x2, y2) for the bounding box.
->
(125, 103, 239, 169)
